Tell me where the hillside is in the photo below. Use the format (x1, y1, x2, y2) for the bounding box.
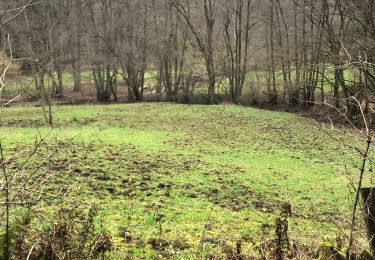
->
(0, 103, 365, 258)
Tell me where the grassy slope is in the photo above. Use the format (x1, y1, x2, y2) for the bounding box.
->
(0, 103, 365, 258)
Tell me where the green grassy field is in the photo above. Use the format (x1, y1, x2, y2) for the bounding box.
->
(0, 103, 368, 258)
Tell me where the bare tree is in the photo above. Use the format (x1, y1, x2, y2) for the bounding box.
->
(171, 0, 218, 104)
(223, 0, 257, 104)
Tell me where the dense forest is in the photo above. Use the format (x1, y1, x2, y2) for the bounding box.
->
(2, 0, 375, 259)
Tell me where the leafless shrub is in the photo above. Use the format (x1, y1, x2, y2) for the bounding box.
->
(11, 205, 106, 260)
(310, 94, 374, 257)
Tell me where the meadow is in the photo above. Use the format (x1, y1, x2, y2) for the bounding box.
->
(0, 102, 368, 258)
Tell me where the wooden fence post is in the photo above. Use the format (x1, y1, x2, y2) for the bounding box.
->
(361, 187, 375, 253)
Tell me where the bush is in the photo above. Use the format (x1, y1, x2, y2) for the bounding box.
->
(6, 205, 112, 260)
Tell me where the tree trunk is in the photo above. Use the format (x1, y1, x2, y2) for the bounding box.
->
(292, 0, 300, 106)
(73, 0, 81, 92)
(270, 2, 277, 104)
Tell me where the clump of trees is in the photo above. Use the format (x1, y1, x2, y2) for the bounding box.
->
(1, 0, 375, 110)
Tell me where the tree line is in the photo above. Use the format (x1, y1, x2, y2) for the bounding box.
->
(1, 0, 375, 112)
